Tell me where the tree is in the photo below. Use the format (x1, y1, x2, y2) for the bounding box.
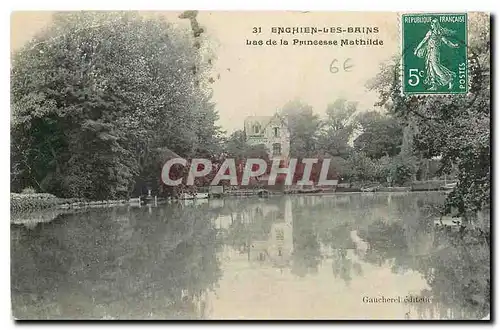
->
(379, 154, 418, 186)
(344, 151, 381, 183)
(367, 13, 490, 223)
(353, 111, 403, 159)
(224, 130, 247, 159)
(317, 99, 358, 157)
(223, 130, 268, 161)
(280, 100, 321, 157)
(11, 12, 222, 199)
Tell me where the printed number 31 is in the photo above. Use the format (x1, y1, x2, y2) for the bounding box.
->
(408, 69, 422, 86)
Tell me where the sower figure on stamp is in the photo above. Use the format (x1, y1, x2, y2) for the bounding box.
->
(414, 18, 459, 91)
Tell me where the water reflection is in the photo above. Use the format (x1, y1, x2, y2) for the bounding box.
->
(11, 192, 490, 319)
(12, 205, 222, 319)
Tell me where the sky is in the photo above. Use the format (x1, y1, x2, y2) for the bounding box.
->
(11, 11, 400, 133)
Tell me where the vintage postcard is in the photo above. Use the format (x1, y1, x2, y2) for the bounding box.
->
(10, 11, 491, 320)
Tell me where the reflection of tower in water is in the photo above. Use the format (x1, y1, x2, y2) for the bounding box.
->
(249, 198, 293, 269)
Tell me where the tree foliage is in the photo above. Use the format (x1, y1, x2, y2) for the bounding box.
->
(354, 111, 403, 159)
(11, 12, 222, 199)
(367, 13, 490, 221)
(317, 99, 357, 157)
(223, 130, 268, 161)
(280, 100, 321, 157)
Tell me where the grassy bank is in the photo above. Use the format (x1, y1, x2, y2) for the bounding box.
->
(10, 193, 72, 213)
(10, 192, 140, 214)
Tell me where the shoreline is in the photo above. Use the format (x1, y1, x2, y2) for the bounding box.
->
(11, 189, 448, 215)
(10, 190, 450, 227)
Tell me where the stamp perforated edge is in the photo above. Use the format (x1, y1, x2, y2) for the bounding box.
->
(398, 12, 473, 98)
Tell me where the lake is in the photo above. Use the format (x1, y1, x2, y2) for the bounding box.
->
(11, 192, 490, 320)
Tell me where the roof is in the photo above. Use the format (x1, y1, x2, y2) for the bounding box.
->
(244, 113, 289, 132)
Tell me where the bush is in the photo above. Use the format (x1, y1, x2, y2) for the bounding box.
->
(20, 187, 36, 194)
(10, 193, 63, 213)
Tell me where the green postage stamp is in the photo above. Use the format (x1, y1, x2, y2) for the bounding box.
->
(401, 13, 468, 95)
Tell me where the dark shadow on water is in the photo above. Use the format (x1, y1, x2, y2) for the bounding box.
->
(11, 205, 223, 320)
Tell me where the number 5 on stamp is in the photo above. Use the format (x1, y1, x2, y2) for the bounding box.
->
(401, 13, 468, 95)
